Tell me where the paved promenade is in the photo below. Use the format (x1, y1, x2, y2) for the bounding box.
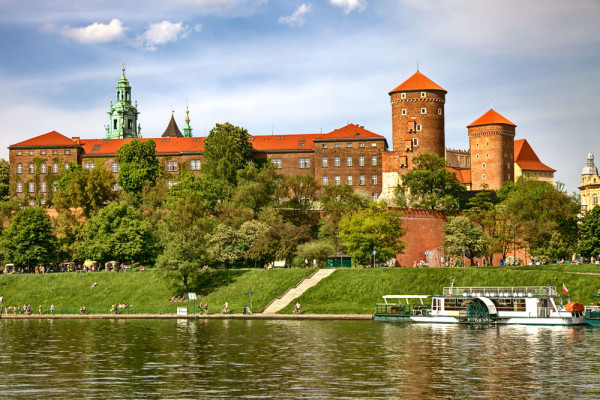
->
(0, 313, 372, 320)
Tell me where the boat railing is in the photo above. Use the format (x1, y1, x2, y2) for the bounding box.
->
(585, 305, 600, 312)
(375, 303, 429, 316)
(537, 307, 553, 318)
(443, 286, 557, 297)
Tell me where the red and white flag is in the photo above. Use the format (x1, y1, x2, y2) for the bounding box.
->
(562, 283, 568, 294)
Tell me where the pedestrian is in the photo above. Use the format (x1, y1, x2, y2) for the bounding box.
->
(204, 302, 208, 315)
(39, 305, 42, 314)
(50, 304, 55, 315)
(243, 304, 247, 315)
(313, 258, 317, 268)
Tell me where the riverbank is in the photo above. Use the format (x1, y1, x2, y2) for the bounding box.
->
(0, 313, 371, 320)
(1, 265, 599, 315)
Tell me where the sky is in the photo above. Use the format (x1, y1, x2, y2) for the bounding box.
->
(0, 0, 598, 193)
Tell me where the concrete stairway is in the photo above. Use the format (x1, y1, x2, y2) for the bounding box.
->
(262, 269, 336, 314)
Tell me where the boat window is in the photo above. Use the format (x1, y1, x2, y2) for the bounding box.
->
(492, 298, 527, 312)
(444, 298, 466, 310)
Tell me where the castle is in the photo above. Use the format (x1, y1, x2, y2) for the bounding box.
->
(580, 151, 599, 213)
(8, 68, 554, 207)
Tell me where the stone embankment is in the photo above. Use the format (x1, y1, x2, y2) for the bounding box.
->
(0, 313, 371, 320)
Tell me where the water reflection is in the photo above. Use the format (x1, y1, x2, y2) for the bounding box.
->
(0, 319, 599, 398)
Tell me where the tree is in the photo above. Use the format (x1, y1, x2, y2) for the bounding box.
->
(338, 203, 406, 266)
(0, 159, 10, 201)
(115, 139, 160, 194)
(77, 202, 158, 264)
(247, 223, 311, 266)
(293, 240, 335, 268)
(502, 179, 579, 256)
(202, 122, 253, 189)
(442, 216, 490, 266)
(156, 193, 215, 294)
(277, 174, 320, 226)
(395, 152, 465, 211)
(53, 165, 116, 218)
(579, 206, 600, 259)
(207, 224, 245, 268)
(1, 208, 56, 269)
(232, 162, 280, 214)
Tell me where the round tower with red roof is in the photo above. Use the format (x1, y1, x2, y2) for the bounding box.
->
(467, 109, 516, 190)
(389, 71, 446, 168)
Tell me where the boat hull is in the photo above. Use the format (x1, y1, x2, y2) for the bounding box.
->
(373, 314, 588, 326)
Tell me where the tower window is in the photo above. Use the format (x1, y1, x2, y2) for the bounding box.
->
(482, 174, 486, 179)
(482, 163, 486, 169)
(438, 108, 442, 115)
(416, 124, 422, 131)
(421, 108, 427, 114)
(421, 92, 426, 98)
(401, 93, 406, 99)
(128, 119, 133, 129)
(402, 109, 407, 116)
(114, 119, 118, 129)
(412, 138, 418, 146)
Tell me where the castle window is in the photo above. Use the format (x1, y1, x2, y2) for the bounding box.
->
(359, 143, 365, 148)
(421, 92, 426, 98)
(28, 182, 35, 193)
(16, 163, 22, 174)
(322, 157, 328, 168)
(421, 108, 427, 114)
(29, 163, 35, 174)
(190, 160, 201, 171)
(128, 119, 133, 129)
(416, 124, 422, 131)
(507, 174, 511, 180)
(412, 138, 418, 147)
(482, 174, 486, 179)
(52, 163, 59, 174)
(64, 150, 70, 155)
(482, 163, 486, 169)
(359, 156, 365, 166)
(402, 109, 407, 116)
(16, 151, 22, 155)
(322, 176, 328, 186)
(40, 150, 46, 155)
(346, 143, 352, 148)
(322, 144, 328, 149)
(371, 142, 377, 147)
(371, 175, 378, 185)
(347, 175, 353, 185)
(476, 143, 479, 147)
(114, 119, 118, 129)
(41, 182, 47, 193)
(334, 143, 340, 148)
(112, 162, 120, 173)
(166, 161, 178, 172)
(334, 156, 340, 167)
(401, 93, 406, 99)
(347, 156, 353, 167)
(438, 108, 442, 115)
(40, 163, 47, 174)
(112, 183, 121, 191)
(298, 158, 310, 169)
(372, 193, 378, 201)
(476, 154, 479, 159)
(16, 182, 22, 193)
(29, 150, 35, 156)
(371, 155, 378, 166)
(334, 176, 341, 185)
(486, 153, 489, 158)
(359, 175, 365, 185)
(84, 162, 94, 170)
(594, 194, 598, 205)
(52, 150, 59, 155)
(64, 163, 69, 170)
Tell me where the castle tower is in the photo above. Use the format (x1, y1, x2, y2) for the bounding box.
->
(183, 104, 193, 137)
(106, 64, 141, 139)
(389, 71, 446, 167)
(580, 150, 600, 213)
(468, 109, 516, 190)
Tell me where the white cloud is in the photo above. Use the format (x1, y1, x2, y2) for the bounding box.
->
(278, 4, 311, 27)
(138, 21, 190, 50)
(330, 0, 367, 14)
(61, 19, 126, 44)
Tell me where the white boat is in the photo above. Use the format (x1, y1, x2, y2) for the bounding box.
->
(373, 285, 587, 326)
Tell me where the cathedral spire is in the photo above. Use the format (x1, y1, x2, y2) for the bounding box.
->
(106, 64, 140, 139)
(183, 101, 193, 137)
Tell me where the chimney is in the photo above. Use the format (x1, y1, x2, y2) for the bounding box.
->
(72, 137, 80, 145)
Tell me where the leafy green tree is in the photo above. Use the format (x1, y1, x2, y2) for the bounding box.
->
(115, 139, 160, 194)
(395, 152, 465, 211)
(442, 215, 489, 266)
(238, 219, 270, 266)
(54, 165, 116, 218)
(156, 193, 215, 294)
(293, 240, 335, 268)
(202, 122, 253, 189)
(579, 206, 600, 259)
(207, 224, 245, 268)
(502, 179, 579, 256)
(232, 162, 280, 214)
(1, 208, 56, 269)
(247, 223, 311, 266)
(277, 174, 320, 226)
(338, 203, 406, 266)
(53, 211, 83, 262)
(77, 203, 158, 264)
(0, 159, 10, 201)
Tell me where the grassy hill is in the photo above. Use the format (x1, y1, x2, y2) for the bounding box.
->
(1, 266, 599, 314)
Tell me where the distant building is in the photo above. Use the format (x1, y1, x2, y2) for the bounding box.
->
(580, 151, 600, 213)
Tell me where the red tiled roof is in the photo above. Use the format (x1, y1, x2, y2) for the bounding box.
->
(319, 124, 383, 139)
(10, 131, 79, 148)
(80, 137, 205, 155)
(389, 71, 446, 94)
(467, 109, 516, 128)
(514, 139, 555, 172)
(447, 166, 471, 185)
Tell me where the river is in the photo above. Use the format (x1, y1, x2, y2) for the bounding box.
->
(0, 319, 598, 399)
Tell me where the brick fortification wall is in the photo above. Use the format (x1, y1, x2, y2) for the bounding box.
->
(397, 208, 450, 267)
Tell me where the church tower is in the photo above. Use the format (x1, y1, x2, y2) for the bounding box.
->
(106, 64, 141, 139)
(389, 71, 446, 168)
(468, 109, 516, 190)
(183, 104, 193, 137)
(580, 150, 600, 213)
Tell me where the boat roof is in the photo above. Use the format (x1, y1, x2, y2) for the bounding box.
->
(382, 295, 430, 299)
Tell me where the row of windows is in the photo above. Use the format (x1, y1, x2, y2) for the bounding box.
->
(322, 175, 378, 186)
(401, 92, 429, 99)
(322, 155, 378, 167)
(401, 108, 442, 116)
(16, 181, 57, 193)
(321, 142, 378, 149)
(16, 162, 67, 174)
(15, 149, 71, 156)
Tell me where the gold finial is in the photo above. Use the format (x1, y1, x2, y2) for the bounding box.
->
(122, 62, 126, 75)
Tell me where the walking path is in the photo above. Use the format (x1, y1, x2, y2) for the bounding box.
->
(0, 313, 371, 320)
(262, 268, 336, 314)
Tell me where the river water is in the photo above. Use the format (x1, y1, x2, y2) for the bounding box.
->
(0, 319, 598, 399)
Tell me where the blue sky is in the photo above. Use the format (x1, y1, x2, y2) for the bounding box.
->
(0, 0, 598, 193)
